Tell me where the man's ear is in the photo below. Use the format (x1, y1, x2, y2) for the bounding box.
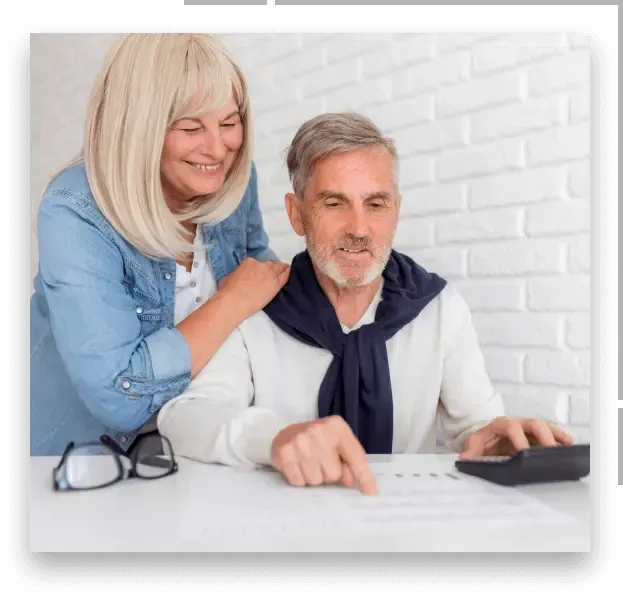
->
(285, 192, 305, 237)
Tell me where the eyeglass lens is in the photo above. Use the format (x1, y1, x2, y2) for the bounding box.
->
(63, 435, 175, 489)
(134, 435, 175, 479)
(65, 444, 120, 489)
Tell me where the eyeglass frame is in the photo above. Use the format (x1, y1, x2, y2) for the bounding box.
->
(52, 432, 179, 492)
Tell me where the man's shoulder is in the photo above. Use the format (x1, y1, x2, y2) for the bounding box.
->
(397, 278, 469, 333)
(391, 250, 465, 308)
(238, 309, 279, 340)
(432, 281, 471, 317)
(437, 280, 464, 304)
(237, 308, 312, 358)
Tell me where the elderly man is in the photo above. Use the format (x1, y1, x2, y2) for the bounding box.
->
(158, 112, 573, 494)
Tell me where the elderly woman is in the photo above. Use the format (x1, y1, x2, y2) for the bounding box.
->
(30, 33, 289, 456)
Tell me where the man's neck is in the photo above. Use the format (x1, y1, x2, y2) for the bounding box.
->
(313, 266, 382, 329)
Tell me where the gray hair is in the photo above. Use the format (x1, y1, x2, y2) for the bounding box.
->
(285, 112, 398, 198)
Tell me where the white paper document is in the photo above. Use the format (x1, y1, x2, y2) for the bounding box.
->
(180, 462, 575, 542)
(333, 468, 573, 530)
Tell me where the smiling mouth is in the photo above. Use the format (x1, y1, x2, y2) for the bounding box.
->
(338, 248, 370, 255)
(185, 161, 223, 172)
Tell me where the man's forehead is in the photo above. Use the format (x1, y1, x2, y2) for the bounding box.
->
(314, 147, 392, 171)
(305, 150, 396, 199)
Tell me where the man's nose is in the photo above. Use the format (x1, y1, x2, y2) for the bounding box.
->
(345, 206, 370, 238)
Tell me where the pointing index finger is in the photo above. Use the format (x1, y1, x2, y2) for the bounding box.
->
(334, 427, 378, 495)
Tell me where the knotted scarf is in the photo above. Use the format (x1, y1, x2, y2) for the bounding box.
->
(263, 250, 446, 453)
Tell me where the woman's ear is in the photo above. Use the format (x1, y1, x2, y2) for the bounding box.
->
(284, 192, 305, 237)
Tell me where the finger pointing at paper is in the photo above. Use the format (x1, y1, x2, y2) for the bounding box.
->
(270, 415, 378, 495)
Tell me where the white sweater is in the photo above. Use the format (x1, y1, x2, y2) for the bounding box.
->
(157, 282, 505, 468)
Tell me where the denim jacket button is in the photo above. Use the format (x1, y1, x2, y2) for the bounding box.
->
(121, 379, 131, 389)
(136, 307, 144, 314)
(119, 435, 128, 443)
(164, 272, 172, 280)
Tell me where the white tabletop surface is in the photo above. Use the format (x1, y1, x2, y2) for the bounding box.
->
(30, 454, 589, 552)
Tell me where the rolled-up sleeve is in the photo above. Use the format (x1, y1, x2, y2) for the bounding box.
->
(142, 326, 191, 384)
(37, 192, 191, 432)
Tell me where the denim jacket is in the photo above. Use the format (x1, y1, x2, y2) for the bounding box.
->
(30, 161, 277, 456)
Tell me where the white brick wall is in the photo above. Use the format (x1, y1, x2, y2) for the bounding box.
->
(217, 32, 590, 441)
(31, 33, 591, 442)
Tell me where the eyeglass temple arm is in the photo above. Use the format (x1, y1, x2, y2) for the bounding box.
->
(99, 434, 127, 456)
(100, 433, 174, 468)
(138, 455, 175, 469)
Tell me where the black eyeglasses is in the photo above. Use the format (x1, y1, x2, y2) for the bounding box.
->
(53, 432, 178, 492)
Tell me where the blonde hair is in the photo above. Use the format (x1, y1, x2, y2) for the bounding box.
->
(48, 33, 253, 259)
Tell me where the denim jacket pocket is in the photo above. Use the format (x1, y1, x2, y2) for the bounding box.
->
(221, 225, 248, 271)
(123, 276, 164, 335)
(135, 305, 165, 336)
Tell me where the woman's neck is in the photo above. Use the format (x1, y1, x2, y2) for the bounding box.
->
(177, 222, 198, 273)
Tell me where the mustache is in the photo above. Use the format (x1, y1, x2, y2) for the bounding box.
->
(334, 235, 373, 251)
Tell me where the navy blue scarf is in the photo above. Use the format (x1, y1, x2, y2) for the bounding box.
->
(263, 250, 447, 453)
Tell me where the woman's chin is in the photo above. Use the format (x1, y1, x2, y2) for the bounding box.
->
(188, 178, 226, 197)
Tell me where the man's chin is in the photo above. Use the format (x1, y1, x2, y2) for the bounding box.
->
(327, 262, 384, 288)
(307, 245, 389, 288)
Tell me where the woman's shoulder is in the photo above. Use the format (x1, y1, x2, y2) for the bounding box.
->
(45, 161, 92, 201)
(39, 161, 109, 227)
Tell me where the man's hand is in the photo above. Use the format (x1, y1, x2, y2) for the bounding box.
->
(270, 416, 378, 495)
(459, 416, 575, 459)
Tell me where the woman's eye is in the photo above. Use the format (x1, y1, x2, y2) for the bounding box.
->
(181, 128, 201, 133)
(220, 123, 236, 128)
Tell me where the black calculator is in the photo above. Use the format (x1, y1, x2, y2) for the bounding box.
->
(454, 443, 590, 486)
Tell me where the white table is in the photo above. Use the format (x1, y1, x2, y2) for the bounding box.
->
(30, 454, 589, 552)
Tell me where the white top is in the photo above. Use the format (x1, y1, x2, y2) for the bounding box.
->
(157, 282, 506, 467)
(173, 228, 217, 325)
(139, 229, 217, 434)
(29, 454, 590, 552)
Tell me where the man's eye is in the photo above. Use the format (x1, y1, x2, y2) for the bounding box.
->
(326, 202, 340, 208)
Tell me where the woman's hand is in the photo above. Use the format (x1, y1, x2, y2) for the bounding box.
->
(218, 258, 290, 320)
(177, 257, 289, 378)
